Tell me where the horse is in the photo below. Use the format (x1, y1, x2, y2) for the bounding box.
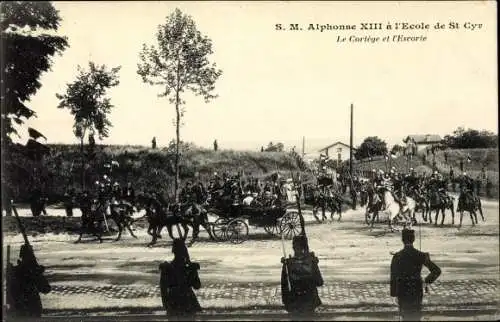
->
(457, 191, 485, 227)
(359, 184, 368, 207)
(30, 196, 48, 217)
(135, 194, 213, 247)
(75, 197, 138, 243)
(426, 189, 455, 226)
(407, 186, 430, 223)
(367, 188, 415, 232)
(310, 186, 342, 223)
(109, 200, 138, 241)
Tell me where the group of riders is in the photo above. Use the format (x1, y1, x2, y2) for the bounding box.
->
(308, 165, 482, 227)
(21, 161, 482, 245)
(59, 170, 299, 244)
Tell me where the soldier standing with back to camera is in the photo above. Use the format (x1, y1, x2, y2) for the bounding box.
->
(281, 235, 324, 317)
(390, 228, 442, 321)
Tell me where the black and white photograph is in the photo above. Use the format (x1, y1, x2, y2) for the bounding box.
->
(1, 1, 498, 321)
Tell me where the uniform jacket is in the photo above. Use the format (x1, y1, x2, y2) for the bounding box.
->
(159, 259, 202, 316)
(390, 245, 441, 299)
(281, 252, 323, 314)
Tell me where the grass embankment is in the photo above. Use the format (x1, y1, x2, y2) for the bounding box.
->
(353, 148, 498, 198)
(10, 144, 308, 203)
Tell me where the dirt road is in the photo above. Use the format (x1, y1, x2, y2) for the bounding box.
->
(3, 200, 499, 319)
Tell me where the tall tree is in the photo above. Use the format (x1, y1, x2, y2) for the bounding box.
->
(1, 1, 68, 144)
(1, 1, 68, 205)
(137, 8, 222, 201)
(444, 127, 498, 149)
(354, 136, 388, 160)
(56, 62, 121, 188)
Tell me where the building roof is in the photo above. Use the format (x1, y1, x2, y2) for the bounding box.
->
(318, 141, 357, 152)
(403, 134, 442, 144)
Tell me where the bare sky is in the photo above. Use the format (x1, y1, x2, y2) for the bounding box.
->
(16, 1, 498, 152)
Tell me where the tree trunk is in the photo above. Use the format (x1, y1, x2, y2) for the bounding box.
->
(174, 92, 180, 203)
(80, 134, 85, 190)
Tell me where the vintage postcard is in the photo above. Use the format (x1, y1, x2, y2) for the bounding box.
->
(2, 1, 498, 321)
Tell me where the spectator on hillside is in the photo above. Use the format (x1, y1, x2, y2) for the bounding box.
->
(444, 152, 448, 164)
(152, 137, 157, 149)
(459, 160, 464, 172)
(449, 167, 454, 180)
(213, 139, 218, 151)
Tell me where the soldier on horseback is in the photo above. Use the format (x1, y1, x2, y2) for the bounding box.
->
(122, 182, 135, 204)
(457, 172, 475, 213)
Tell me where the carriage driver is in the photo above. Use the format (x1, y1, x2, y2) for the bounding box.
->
(180, 181, 203, 216)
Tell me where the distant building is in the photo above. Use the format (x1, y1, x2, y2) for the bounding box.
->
(318, 141, 357, 163)
(403, 134, 442, 152)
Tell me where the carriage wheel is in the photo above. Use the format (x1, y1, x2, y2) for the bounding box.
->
(263, 219, 282, 236)
(226, 219, 249, 244)
(280, 211, 302, 240)
(211, 217, 229, 242)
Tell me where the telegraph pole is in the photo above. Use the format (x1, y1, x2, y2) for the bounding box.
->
(349, 103, 353, 177)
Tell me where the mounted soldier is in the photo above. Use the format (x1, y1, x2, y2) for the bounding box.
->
(457, 172, 475, 213)
(122, 182, 135, 205)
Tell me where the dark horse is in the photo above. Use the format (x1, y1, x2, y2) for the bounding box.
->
(457, 190, 485, 228)
(427, 189, 455, 226)
(75, 196, 138, 243)
(407, 186, 429, 223)
(365, 186, 383, 227)
(305, 185, 342, 223)
(135, 194, 213, 247)
(6, 244, 51, 318)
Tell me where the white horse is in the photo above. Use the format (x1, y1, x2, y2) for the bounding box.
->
(375, 190, 416, 232)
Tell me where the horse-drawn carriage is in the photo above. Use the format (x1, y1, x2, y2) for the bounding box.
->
(206, 197, 302, 244)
